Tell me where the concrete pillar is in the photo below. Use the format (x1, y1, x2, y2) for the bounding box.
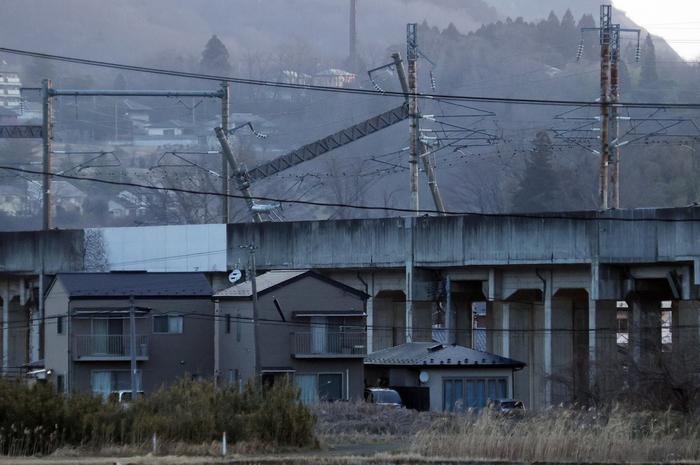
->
(673, 300, 699, 356)
(404, 217, 414, 343)
(629, 298, 661, 376)
(501, 302, 510, 357)
(445, 277, 454, 344)
(2, 281, 8, 373)
(543, 272, 553, 406)
(588, 299, 618, 398)
(366, 296, 374, 353)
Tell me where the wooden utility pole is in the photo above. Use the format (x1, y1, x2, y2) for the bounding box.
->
(407, 23, 420, 215)
(220, 82, 230, 223)
(599, 5, 612, 210)
(129, 296, 138, 399)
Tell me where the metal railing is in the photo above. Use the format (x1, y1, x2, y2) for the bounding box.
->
(73, 334, 148, 359)
(291, 331, 366, 356)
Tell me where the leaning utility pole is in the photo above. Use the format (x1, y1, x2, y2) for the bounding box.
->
(220, 82, 230, 223)
(407, 23, 420, 215)
(215, 127, 263, 223)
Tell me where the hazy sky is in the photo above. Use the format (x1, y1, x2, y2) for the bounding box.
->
(614, 0, 700, 60)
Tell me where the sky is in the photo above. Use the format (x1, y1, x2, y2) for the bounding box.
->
(614, 0, 700, 60)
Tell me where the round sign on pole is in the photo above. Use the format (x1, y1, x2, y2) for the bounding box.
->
(228, 269, 242, 284)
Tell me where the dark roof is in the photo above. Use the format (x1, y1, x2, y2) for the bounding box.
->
(364, 342, 525, 369)
(56, 272, 212, 298)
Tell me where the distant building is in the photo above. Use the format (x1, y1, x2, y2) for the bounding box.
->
(0, 67, 22, 111)
(53, 181, 88, 215)
(280, 70, 313, 86)
(313, 69, 356, 88)
(123, 99, 152, 130)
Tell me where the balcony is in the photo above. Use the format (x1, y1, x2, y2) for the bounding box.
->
(291, 331, 366, 358)
(73, 334, 149, 361)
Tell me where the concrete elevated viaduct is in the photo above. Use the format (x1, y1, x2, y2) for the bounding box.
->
(2, 208, 700, 408)
(228, 208, 700, 409)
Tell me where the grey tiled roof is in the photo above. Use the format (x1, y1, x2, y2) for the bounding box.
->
(365, 342, 525, 368)
(57, 272, 212, 298)
(214, 270, 307, 298)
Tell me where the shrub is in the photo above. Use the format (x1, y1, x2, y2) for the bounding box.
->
(0, 377, 316, 455)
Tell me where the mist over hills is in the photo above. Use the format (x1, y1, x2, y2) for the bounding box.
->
(0, 1, 698, 229)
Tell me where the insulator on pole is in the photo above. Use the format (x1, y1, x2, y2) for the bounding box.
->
(576, 40, 585, 61)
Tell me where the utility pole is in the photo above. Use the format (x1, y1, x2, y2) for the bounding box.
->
(129, 296, 138, 399)
(240, 244, 260, 378)
(41, 79, 53, 230)
(221, 81, 230, 223)
(599, 4, 612, 211)
(407, 23, 420, 215)
(215, 127, 263, 223)
(581, 5, 640, 210)
(422, 150, 446, 214)
(349, 0, 357, 71)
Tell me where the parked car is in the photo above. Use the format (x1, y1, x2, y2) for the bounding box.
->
(109, 390, 145, 407)
(364, 387, 403, 407)
(487, 398, 525, 416)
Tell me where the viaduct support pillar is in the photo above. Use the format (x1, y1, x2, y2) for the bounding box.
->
(629, 298, 662, 382)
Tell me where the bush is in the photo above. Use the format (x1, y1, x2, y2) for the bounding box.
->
(0, 377, 316, 455)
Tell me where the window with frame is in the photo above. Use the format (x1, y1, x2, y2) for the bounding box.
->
(443, 377, 508, 412)
(153, 314, 183, 334)
(57, 316, 64, 334)
(226, 314, 231, 334)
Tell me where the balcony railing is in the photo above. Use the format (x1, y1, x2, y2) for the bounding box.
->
(73, 334, 149, 361)
(291, 331, 366, 357)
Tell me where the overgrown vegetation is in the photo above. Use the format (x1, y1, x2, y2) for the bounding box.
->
(0, 378, 315, 456)
(413, 405, 700, 462)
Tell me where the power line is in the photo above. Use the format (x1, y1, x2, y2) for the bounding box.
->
(3, 47, 700, 109)
(3, 164, 700, 222)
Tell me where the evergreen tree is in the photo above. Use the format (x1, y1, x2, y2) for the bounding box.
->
(510, 131, 563, 213)
(559, 9, 578, 57)
(113, 73, 127, 90)
(640, 34, 658, 86)
(200, 34, 232, 75)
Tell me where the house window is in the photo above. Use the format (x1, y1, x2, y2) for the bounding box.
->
(226, 314, 231, 334)
(91, 369, 142, 398)
(56, 374, 65, 393)
(57, 316, 64, 334)
(295, 373, 344, 405)
(153, 314, 183, 334)
(443, 377, 507, 412)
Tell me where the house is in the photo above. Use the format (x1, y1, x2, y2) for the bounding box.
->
(44, 272, 214, 396)
(0, 184, 26, 215)
(122, 99, 152, 129)
(52, 181, 88, 215)
(214, 270, 368, 404)
(365, 342, 525, 412)
(313, 69, 356, 88)
(0, 67, 22, 110)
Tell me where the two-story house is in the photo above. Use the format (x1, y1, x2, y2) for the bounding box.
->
(44, 272, 214, 396)
(214, 270, 368, 404)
